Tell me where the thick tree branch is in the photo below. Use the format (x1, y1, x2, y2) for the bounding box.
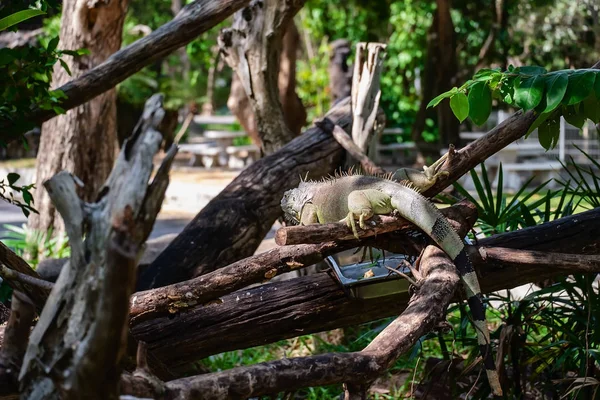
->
(422, 59, 600, 197)
(130, 201, 476, 322)
(0, 0, 251, 140)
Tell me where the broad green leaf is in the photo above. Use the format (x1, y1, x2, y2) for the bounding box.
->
(544, 73, 568, 113)
(427, 88, 457, 108)
(473, 68, 497, 79)
(60, 59, 71, 76)
(582, 94, 600, 123)
(7, 173, 20, 185)
(449, 92, 469, 123)
(538, 119, 560, 150)
(0, 9, 46, 32)
(515, 65, 547, 75)
(467, 82, 492, 126)
(514, 75, 545, 111)
(595, 72, 600, 99)
(563, 105, 586, 128)
(563, 70, 595, 105)
(47, 36, 59, 52)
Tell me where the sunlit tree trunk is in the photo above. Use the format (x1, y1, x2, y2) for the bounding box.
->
(29, 0, 129, 237)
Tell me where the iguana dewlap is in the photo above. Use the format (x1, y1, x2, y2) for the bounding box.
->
(281, 174, 502, 397)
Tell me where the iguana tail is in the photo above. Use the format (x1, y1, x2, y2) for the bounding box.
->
(455, 250, 503, 398)
(386, 186, 503, 397)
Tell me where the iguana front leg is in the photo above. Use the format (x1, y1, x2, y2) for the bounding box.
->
(392, 152, 450, 191)
(343, 189, 393, 238)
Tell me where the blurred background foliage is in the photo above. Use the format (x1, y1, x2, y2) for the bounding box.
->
(22, 0, 599, 143)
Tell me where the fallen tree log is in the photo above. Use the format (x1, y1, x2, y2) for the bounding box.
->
(130, 207, 600, 373)
(123, 245, 459, 399)
(130, 201, 476, 322)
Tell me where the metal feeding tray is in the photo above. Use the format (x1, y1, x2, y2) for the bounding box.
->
(324, 250, 412, 299)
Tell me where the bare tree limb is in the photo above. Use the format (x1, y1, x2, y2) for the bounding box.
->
(0, 265, 54, 292)
(316, 118, 386, 175)
(0, 243, 49, 313)
(0, 0, 251, 141)
(422, 58, 600, 197)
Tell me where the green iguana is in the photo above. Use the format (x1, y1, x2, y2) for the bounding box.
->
(280, 169, 503, 397)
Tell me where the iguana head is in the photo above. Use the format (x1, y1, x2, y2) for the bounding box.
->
(280, 184, 314, 225)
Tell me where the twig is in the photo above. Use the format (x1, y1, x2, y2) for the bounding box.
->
(316, 118, 386, 175)
(173, 112, 194, 144)
(384, 266, 418, 286)
(0, 264, 54, 291)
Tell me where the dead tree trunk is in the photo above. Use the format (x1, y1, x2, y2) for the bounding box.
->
(20, 95, 175, 399)
(29, 0, 129, 236)
(219, 0, 306, 154)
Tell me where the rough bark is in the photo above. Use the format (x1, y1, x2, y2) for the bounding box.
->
(29, 0, 129, 237)
(225, 21, 306, 146)
(135, 98, 351, 291)
(130, 207, 600, 372)
(0, 0, 252, 141)
(19, 95, 175, 400)
(219, 0, 305, 153)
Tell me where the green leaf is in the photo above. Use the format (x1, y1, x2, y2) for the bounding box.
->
(544, 73, 568, 113)
(525, 111, 553, 137)
(449, 92, 469, 123)
(515, 65, 547, 75)
(514, 75, 545, 111)
(563, 70, 595, 105)
(563, 105, 586, 128)
(47, 36, 59, 52)
(427, 88, 458, 108)
(467, 82, 492, 126)
(7, 173, 20, 185)
(538, 119, 560, 150)
(594, 72, 600, 99)
(582, 94, 600, 123)
(0, 9, 46, 32)
(59, 59, 71, 76)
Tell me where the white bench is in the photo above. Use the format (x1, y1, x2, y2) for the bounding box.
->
(178, 143, 227, 168)
(225, 144, 260, 169)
